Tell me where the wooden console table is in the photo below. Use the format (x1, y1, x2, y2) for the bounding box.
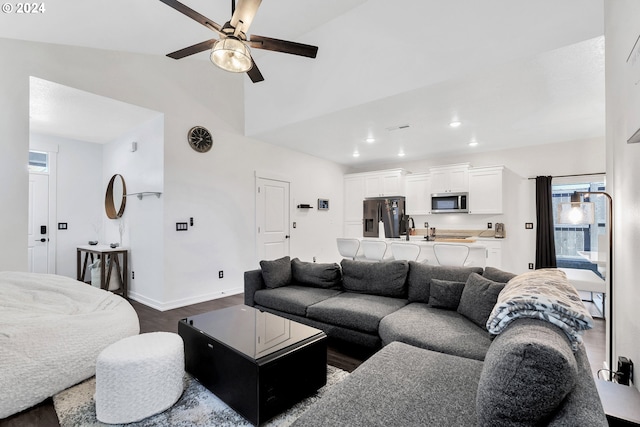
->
(77, 245, 128, 299)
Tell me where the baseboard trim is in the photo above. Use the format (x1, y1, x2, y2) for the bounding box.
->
(128, 286, 243, 311)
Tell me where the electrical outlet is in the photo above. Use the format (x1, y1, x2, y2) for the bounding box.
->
(528, 263, 534, 270)
(487, 222, 492, 229)
(424, 222, 428, 228)
(190, 217, 194, 226)
(617, 357, 633, 385)
(132, 271, 135, 280)
(218, 270, 223, 279)
(293, 222, 297, 228)
(525, 223, 534, 229)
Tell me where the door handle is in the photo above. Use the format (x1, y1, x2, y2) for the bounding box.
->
(285, 235, 290, 239)
(36, 238, 48, 242)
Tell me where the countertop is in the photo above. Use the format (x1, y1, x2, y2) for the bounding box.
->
(361, 237, 489, 248)
(359, 229, 506, 247)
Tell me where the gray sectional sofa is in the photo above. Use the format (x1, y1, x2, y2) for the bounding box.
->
(244, 257, 607, 426)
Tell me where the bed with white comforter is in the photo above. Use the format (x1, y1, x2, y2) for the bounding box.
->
(0, 271, 140, 419)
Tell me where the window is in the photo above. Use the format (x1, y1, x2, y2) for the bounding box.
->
(28, 151, 48, 173)
(552, 181, 606, 276)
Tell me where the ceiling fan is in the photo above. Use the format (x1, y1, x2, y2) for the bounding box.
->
(158, 0, 319, 83)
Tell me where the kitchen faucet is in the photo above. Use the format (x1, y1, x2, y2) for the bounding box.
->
(405, 217, 415, 240)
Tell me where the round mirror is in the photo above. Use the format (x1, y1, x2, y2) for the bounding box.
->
(105, 174, 127, 219)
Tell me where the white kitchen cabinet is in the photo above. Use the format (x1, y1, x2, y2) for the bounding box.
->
(468, 166, 504, 214)
(344, 175, 365, 223)
(363, 169, 406, 197)
(483, 240, 503, 268)
(405, 173, 431, 215)
(344, 221, 363, 238)
(344, 169, 406, 236)
(429, 164, 469, 193)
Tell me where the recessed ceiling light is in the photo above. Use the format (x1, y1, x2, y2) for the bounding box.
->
(398, 151, 406, 157)
(353, 151, 360, 157)
(469, 140, 478, 147)
(365, 137, 375, 143)
(449, 121, 462, 128)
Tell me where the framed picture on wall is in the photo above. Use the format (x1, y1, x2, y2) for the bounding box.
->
(318, 199, 329, 210)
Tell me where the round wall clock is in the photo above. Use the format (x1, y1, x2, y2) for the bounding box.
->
(188, 126, 213, 153)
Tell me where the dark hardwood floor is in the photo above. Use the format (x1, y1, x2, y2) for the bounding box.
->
(0, 295, 372, 427)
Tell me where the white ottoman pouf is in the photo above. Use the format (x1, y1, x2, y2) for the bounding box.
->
(95, 332, 185, 424)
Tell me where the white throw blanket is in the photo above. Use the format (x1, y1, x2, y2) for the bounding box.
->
(0, 272, 140, 418)
(486, 269, 594, 351)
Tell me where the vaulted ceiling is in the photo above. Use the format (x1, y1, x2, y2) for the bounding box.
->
(1, 0, 605, 166)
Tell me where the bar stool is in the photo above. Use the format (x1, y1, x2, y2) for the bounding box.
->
(433, 244, 470, 267)
(337, 238, 361, 260)
(390, 242, 422, 261)
(361, 240, 388, 262)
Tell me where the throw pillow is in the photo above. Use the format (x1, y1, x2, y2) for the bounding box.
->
(260, 256, 291, 289)
(457, 273, 505, 328)
(340, 259, 409, 298)
(429, 279, 466, 310)
(291, 258, 342, 289)
(482, 266, 517, 283)
(407, 262, 484, 303)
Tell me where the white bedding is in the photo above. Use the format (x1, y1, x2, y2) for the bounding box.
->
(0, 271, 140, 419)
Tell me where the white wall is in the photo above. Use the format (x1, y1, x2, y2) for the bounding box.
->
(605, 0, 640, 387)
(102, 115, 164, 304)
(0, 37, 346, 311)
(161, 131, 346, 307)
(0, 46, 29, 271)
(346, 137, 606, 274)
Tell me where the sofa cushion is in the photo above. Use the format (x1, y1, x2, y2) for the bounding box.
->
(379, 303, 492, 361)
(482, 266, 517, 283)
(291, 258, 342, 289)
(254, 285, 342, 317)
(307, 292, 407, 333)
(292, 342, 483, 427)
(260, 256, 291, 289)
(340, 259, 408, 298)
(407, 262, 483, 303)
(476, 319, 579, 425)
(429, 279, 465, 310)
(457, 273, 505, 329)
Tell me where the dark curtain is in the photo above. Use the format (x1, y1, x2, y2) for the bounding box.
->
(535, 176, 557, 268)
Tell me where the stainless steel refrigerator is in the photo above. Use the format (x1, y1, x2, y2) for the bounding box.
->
(363, 197, 407, 238)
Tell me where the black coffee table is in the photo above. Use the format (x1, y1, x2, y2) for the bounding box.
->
(179, 305, 327, 425)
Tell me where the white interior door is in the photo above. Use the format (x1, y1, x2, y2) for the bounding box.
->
(28, 173, 50, 273)
(256, 177, 290, 261)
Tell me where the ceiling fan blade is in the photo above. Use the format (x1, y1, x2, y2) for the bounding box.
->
(248, 35, 318, 58)
(167, 39, 217, 59)
(158, 0, 223, 35)
(229, 0, 262, 35)
(247, 59, 264, 83)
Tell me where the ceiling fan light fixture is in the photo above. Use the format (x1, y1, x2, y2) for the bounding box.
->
(210, 37, 253, 73)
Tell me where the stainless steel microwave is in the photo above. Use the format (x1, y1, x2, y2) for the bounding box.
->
(431, 192, 468, 213)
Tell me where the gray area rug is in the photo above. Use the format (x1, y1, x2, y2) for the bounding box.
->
(53, 366, 348, 427)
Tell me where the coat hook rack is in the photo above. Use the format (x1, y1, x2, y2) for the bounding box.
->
(126, 192, 162, 200)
